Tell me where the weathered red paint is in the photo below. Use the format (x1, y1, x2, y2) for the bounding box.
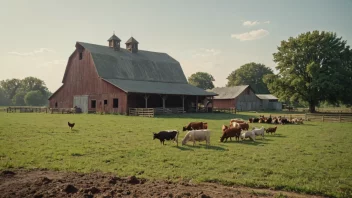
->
(49, 48, 128, 114)
(212, 99, 236, 108)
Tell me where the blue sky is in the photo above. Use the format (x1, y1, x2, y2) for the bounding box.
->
(1, 0, 351, 92)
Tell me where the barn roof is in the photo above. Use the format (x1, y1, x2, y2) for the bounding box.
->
(256, 94, 278, 100)
(107, 34, 121, 42)
(207, 85, 250, 99)
(125, 37, 139, 44)
(104, 79, 215, 95)
(76, 42, 216, 96)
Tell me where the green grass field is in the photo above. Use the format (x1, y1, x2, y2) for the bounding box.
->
(0, 111, 351, 197)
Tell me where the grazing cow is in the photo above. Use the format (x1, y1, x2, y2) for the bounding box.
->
(220, 126, 241, 142)
(266, 126, 277, 134)
(251, 126, 265, 139)
(233, 122, 249, 130)
(252, 118, 259, 123)
(248, 118, 253, 123)
(153, 130, 179, 146)
(181, 129, 211, 147)
(230, 119, 245, 125)
(182, 122, 207, 131)
(240, 130, 256, 141)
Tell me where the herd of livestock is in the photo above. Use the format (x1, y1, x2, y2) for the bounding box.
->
(153, 115, 304, 148)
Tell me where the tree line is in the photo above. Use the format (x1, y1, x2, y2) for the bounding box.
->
(0, 77, 52, 106)
(188, 30, 352, 113)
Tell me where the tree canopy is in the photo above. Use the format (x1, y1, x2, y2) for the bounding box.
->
(25, 90, 45, 106)
(0, 76, 51, 106)
(264, 30, 352, 112)
(188, 72, 215, 90)
(226, 62, 273, 94)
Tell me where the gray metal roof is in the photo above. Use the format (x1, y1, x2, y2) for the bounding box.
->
(107, 34, 121, 42)
(256, 94, 278, 100)
(125, 37, 139, 44)
(78, 42, 186, 83)
(104, 79, 216, 96)
(207, 85, 249, 99)
(77, 42, 215, 96)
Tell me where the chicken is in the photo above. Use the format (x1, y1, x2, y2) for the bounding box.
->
(68, 122, 75, 130)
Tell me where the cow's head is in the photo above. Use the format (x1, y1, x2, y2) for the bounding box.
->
(182, 126, 187, 131)
(153, 132, 158, 140)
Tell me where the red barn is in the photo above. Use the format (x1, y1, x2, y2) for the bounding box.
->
(49, 34, 216, 114)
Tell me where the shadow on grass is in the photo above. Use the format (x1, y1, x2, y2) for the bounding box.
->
(267, 134, 287, 138)
(180, 144, 227, 151)
(239, 140, 268, 146)
(155, 113, 252, 121)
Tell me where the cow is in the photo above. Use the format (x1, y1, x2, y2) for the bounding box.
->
(230, 119, 245, 126)
(181, 129, 211, 147)
(266, 126, 277, 134)
(240, 130, 256, 141)
(232, 122, 249, 130)
(153, 130, 179, 146)
(182, 122, 207, 131)
(252, 118, 259, 123)
(251, 126, 265, 139)
(220, 125, 241, 142)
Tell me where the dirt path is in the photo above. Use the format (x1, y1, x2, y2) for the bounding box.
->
(0, 169, 326, 198)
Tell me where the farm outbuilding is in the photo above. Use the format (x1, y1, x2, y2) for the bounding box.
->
(207, 85, 282, 111)
(256, 94, 282, 111)
(49, 33, 216, 114)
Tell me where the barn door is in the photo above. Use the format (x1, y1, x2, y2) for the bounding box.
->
(73, 95, 88, 113)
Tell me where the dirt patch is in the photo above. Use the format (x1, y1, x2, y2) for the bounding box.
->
(0, 169, 326, 198)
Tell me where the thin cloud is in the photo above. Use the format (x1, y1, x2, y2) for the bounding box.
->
(192, 48, 221, 57)
(231, 29, 269, 41)
(8, 48, 55, 56)
(264, 21, 271, 24)
(243, 20, 260, 27)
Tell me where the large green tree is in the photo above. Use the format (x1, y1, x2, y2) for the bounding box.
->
(12, 92, 26, 106)
(188, 72, 215, 90)
(226, 62, 273, 94)
(25, 90, 46, 106)
(264, 30, 352, 113)
(0, 87, 10, 106)
(0, 78, 22, 100)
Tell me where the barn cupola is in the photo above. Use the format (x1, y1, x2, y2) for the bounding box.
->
(107, 33, 121, 51)
(125, 37, 139, 53)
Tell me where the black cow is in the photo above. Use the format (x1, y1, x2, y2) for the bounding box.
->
(153, 130, 179, 146)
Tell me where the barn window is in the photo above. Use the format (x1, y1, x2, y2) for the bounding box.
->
(91, 100, 96, 108)
(113, 98, 119, 108)
(79, 52, 83, 60)
(104, 100, 108, 105)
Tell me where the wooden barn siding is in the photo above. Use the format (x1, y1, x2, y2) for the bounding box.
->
(235, 87, 261, 111)
(212, 99, 235, 108)
(49, 49, 128, 113)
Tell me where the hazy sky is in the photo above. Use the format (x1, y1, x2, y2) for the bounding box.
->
(1, 0, 351, 92)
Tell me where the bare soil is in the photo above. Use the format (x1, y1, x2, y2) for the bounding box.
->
(0, 169, 326, 198)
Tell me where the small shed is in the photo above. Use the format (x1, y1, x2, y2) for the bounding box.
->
(256, 94, 282, 111)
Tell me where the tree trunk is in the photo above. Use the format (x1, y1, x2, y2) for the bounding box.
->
(309, 102, 316, 113)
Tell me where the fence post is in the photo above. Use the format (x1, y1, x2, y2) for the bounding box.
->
(322, 115, 324, 122)
(305, 113, 307, 121)
(339, 114, 341, 122)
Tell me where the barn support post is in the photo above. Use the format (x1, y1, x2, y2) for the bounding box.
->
(161, 95, 168, 110)
(144, 94, 150, 108)
(181, 95, 185, 113)
(196, 96, 198, 112)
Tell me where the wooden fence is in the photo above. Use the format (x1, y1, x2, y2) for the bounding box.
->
(305, 113, 352, 122)
(154, 107, 185, 114)
(129, 108, 154, 117)
(50, 108, 76, 114)
(212, 107, 236, 114)
(6, 106, 48, 113)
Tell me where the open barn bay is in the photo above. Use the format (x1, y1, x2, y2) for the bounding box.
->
(0, 112, 351, 197)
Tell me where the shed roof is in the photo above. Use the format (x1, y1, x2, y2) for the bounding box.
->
(256, 94, 278, 100)
(74, 42, 215, 96)
(207, 85, 250, 99)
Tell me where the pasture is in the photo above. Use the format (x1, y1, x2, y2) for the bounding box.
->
(0, 111, 352, 197)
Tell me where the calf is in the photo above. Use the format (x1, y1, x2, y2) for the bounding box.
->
(240, 130, 256, 141)
(182, 122, 207, 131)
(266, 126, 277, 134)
(251, 126, 265, 139)
(220, 126, 241, 142)
(153, 130, 179, 146)
(181, 129, 211, 147)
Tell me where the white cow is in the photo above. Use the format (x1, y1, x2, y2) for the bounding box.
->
(181, 129, 211, 148)
(240, 130, 256, 141)
(251, 126, 265, 139)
